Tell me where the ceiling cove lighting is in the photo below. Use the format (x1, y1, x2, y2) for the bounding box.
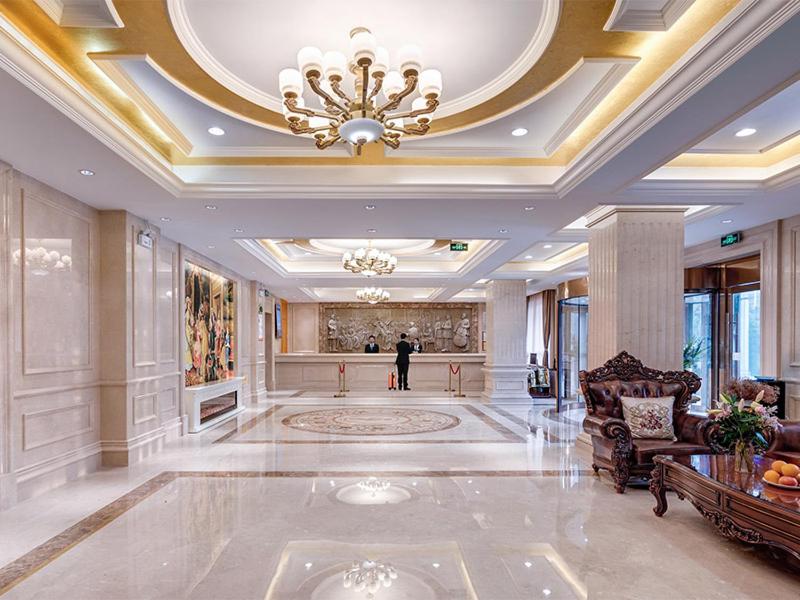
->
(356, 286, 390, 304)
(279, 27, 442, 154)
(511, 128, 528, 137)
(343, 244, 397, 277)
(207, 126, 225, 136)
(734, 127, 756, 137)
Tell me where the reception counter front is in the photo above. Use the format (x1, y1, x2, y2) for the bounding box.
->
(276, 353, 486, 392)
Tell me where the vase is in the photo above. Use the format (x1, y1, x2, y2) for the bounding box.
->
(733, 440, 755, 473)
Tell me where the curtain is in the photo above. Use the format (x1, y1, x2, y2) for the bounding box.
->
(541, 289, 556, 368)
(526, 293, 545, 364)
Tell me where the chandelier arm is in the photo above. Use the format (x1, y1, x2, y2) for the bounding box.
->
(284, 98, 342, 122)
(329, 79, 354, 104)
(315, 133, 341, 149)
(306, 76, 349, 114)
(384, 97, 439, 120)
(368, 75, 383, 101)
(379, 134, 400, 149)
(376, 75, 418, 116)
(289, 122, 332, 135)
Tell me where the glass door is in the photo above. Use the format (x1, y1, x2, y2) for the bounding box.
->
(729, 289, 761, 380)
(558, 296, 588, 404)
(683, 292, 715, 409)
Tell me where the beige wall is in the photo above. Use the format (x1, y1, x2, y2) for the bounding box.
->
(685, 216, 800, 418)
(0, 166, 272, 507)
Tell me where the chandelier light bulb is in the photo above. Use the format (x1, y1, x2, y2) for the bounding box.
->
(412, 97, 432, 124)
(383, 71, 405, 99)
(297, 46, 324, 77)
(322, 50, 347, 80)
(279, 68, 303, 97)
(373, 46, 390, 75)
(419, 69, 443, 97)
(350, 28, 377, 65)
(397, 44, 423, 75)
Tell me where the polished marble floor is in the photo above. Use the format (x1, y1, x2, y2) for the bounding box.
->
(0, 395, 797, 599)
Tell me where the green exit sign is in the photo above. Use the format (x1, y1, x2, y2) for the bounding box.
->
(720, 232, 742, 247)
(450, 242, 469, 252)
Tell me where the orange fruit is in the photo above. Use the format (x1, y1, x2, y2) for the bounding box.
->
(763, 470, 781, 483)
(778, 476, 798, 487)
(771, 460, 787, 472)
(780, 463, 800, 478)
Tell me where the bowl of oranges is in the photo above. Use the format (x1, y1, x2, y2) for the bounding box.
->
(762, 460, 800, 489)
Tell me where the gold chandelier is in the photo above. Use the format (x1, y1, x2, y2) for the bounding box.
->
(342, 246, 397, 277)
(356, 287, 390, 304)
(278, 27, 443, 154)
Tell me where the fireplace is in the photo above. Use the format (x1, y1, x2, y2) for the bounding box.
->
(185, 377, 245, 433)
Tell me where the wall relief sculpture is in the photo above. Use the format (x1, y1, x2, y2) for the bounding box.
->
(319, 303, 482, 353)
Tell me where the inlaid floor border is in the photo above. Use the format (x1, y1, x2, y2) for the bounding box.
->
(214, 403, 527, 444)
(0, 468, 595, 595)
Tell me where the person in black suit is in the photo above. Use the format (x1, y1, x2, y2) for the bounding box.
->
(412, 338, 423, 353)
(395, 333, 412, 391)
(364, 335, 380, 353)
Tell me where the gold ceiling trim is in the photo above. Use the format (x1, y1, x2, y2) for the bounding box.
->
(0, 0, 738, 167)
(667, 131, 800, 168)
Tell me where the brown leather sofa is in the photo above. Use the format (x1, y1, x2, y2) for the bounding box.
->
(768, 421, 800, 463)
(580, 351, 712, 493)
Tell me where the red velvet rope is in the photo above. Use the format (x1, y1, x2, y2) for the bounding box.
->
(338, 362, 346, 374)
(449, 363, 461, 375)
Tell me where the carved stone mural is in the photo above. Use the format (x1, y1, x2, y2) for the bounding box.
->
(319, 303, 482, 353)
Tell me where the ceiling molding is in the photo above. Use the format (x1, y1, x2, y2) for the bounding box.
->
(555, 0, 800, 198)
(604, 0, 696, 32)
(34, 0, 123, 28)
(166, 0, 561, 121)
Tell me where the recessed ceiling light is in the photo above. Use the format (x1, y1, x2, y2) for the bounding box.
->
(207, 244, 215, 249)
(233, 228, 244, 233)
(365, 205, 376, 210)
(721, 219, 733, 224)
(78, 169, 94, 176)
(524, 206, 535, 211)
(511, 128, 528, 137)
(208, 126, 225, 136)
(367, 228, 377, 233)
(205, 205, 217, 210)
(434, 252, 442, 256)
(160, 217, 171, 222)
(304, 252, 311, 256)
(499, 228, 508, 233)
(543, 244, 553, 249)
(735, 127, 756, 137)
(525, 255, 533, 259)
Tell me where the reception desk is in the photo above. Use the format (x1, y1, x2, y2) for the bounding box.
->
(276, 353, 486, 392)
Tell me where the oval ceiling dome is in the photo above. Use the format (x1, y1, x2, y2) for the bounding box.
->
(169, 0, 559, 121)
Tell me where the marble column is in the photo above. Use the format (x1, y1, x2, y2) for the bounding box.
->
(587, 207, 684, 371)
(482, 279, 530, 401)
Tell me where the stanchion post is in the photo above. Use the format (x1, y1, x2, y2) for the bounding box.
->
(334, 360, 347, 398)
(454, 362, 465, 398)
(445, 361, 454, 392)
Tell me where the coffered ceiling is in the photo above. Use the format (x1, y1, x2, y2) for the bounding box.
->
(1, 0, 800, 302)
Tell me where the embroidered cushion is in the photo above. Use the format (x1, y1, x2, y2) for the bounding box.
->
(621, 395, 676, 440)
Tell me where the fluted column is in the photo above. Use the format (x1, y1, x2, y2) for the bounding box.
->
(482, 279, 530, 401)
(587, 207, 684, 371)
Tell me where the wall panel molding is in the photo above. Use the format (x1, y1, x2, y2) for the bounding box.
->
(131, 225, 157, 367)
(132, 391, 158, 425)
(22, 402, 93, 451)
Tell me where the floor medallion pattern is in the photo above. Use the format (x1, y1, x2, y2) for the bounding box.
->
(281, 407, 461, 436)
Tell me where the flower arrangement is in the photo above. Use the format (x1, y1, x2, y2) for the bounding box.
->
(708, 389, 781, 472)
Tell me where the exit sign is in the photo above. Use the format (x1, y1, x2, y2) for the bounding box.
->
(720, 232, 742, 247)
(450, 241, 469, 252)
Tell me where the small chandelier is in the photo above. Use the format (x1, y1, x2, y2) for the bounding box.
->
(357, 477, 391, 496)
(356, 287, 390, 304)
(343, 559, 398, 598)
(278, 27, 443, 154)
(343, 246, 397, 277)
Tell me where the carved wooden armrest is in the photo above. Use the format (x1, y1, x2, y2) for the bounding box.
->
(583, 415, 631, 442)
(675, 412, 713, 446)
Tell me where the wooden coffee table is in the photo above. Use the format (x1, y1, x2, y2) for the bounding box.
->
(650, 454, 800, 561)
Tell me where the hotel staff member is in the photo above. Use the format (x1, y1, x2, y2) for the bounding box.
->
(365, 335, 380, 353)
(412, 338, 423, 353)
(395, 333, 412, 391)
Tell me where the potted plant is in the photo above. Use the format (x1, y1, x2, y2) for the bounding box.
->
(708, 387, 781, 472)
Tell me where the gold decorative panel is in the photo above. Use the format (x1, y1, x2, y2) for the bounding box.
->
(318, 303, 481, 353)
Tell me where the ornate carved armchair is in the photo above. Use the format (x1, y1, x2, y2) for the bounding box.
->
(580, 352, 712, 493)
